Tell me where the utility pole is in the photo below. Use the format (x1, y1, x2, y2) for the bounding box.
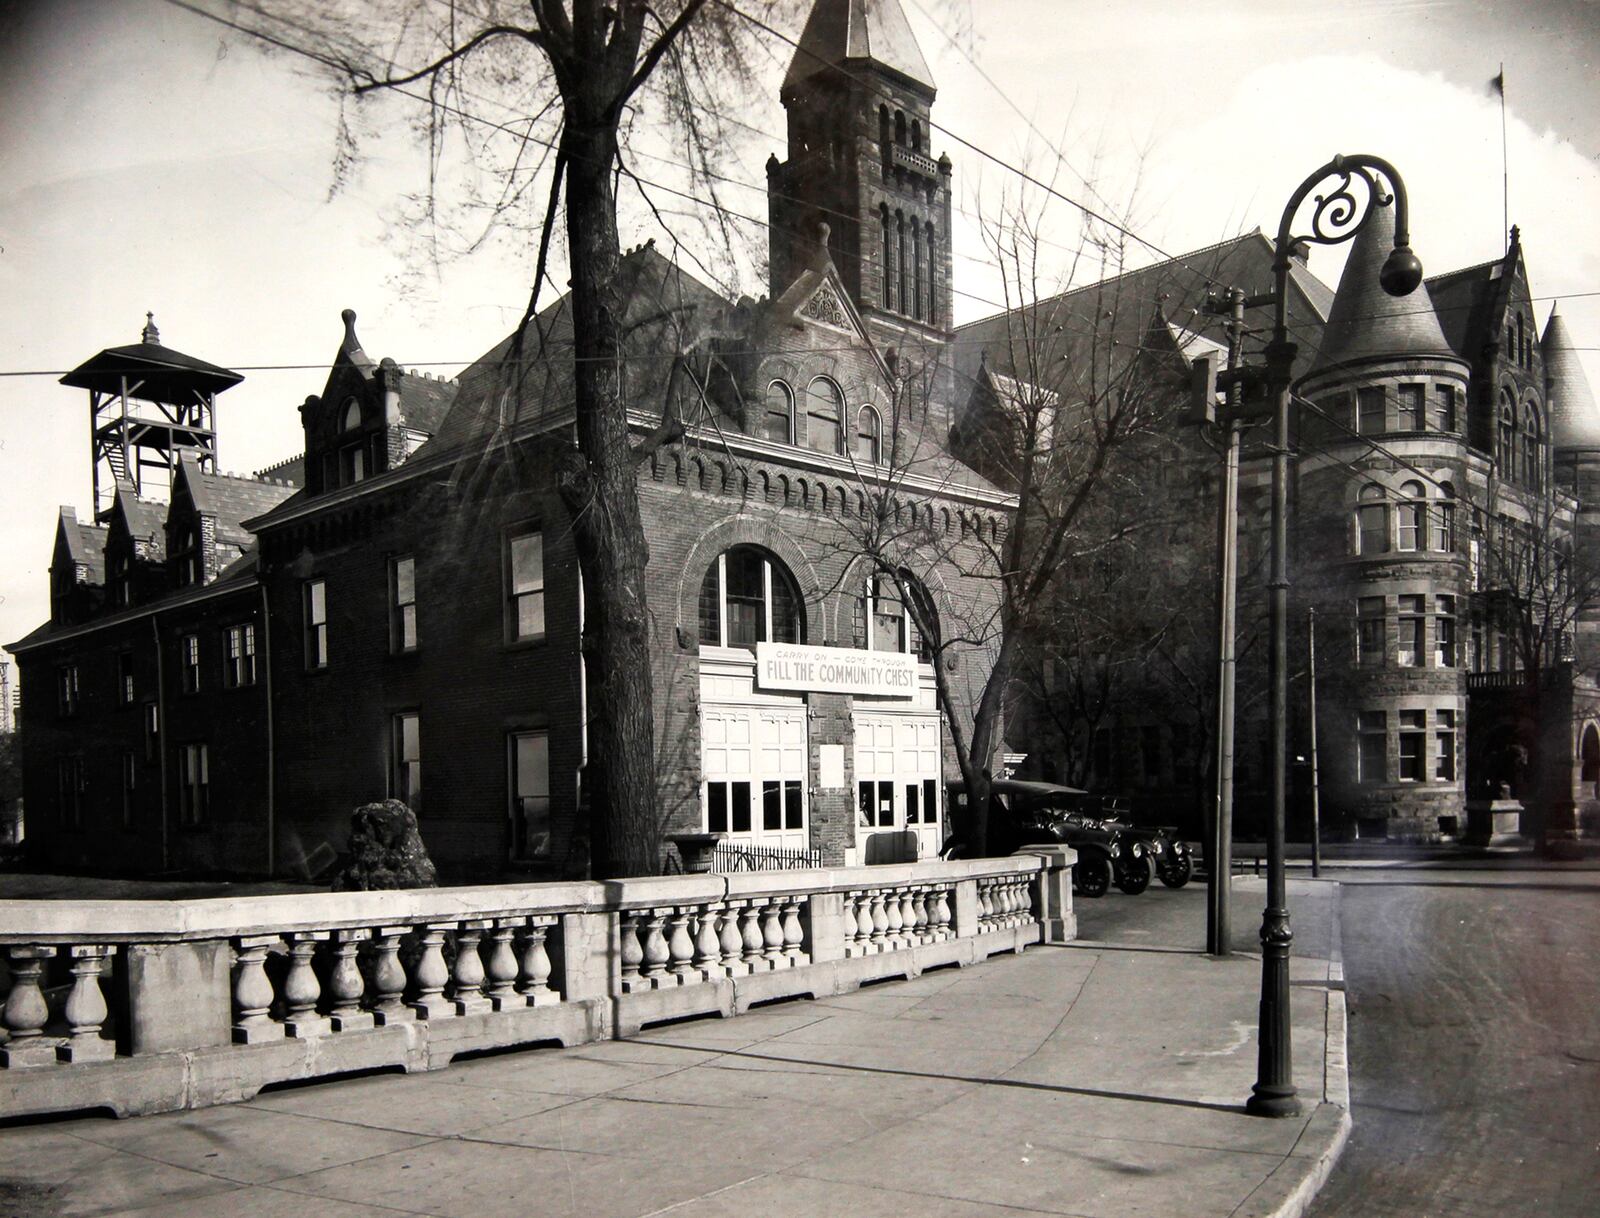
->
(1308, 606, 1322, 879)
(1202, 287, 1247, 956)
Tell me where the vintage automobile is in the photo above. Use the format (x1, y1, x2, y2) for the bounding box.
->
(943, 779, 1148, 899)
(1084, 797, 1194, 890)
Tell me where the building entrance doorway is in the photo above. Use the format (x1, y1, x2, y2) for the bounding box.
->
(854, 710, 942, 862)
(701, 704, 809, 852)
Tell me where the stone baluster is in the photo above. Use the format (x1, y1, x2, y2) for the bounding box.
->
(931, 887, 952, 940)
(911, 888, 930, 945)
(232, 936, 283, 1044)
(483, 923, 520, 1010)
(667, 908, 697, 984)
(884, 886, 905, 949)
(856, 890, 876, 953)
(869, 891, 889, 949)
(1020, 876, 1037, 924)
(838, 892, 858, 956)
(740, 901, 766, 970)
(899, 891, 919, 946)
(619, 911, 645, 993)
(781, 900, 806, 964)
(1, 946, 56, 1067)
(694, 906, 723, 979)
(719, 904, 746, 975)
(518, 918, 558, 1006)
(760, 900, 785, 966)
(57, 945, 114, 1063)
(409, 926, 455, 1020)
(282, 932, 330, 1038)
(327, 929, 374, 1030)
(641, 910, 671, 985)
(1008, 877, 1025, 926)
(369, 927, 413, 1024)
(977, 881, 995, 931)
(452, 923, 492, 1015)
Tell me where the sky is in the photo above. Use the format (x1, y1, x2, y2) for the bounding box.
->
(3, 0, 1600, 680)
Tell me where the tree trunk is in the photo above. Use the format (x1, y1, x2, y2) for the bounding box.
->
(557, 116, 661, 879)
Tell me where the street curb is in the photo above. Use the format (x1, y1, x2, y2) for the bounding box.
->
(1232, 1101, 1353, 1218)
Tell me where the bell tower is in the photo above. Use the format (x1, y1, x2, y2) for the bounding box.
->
(767, 0, 954, 358)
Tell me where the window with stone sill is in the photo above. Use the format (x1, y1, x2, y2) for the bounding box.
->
(1435, 710, 1457, 782)
(1357, 597, 1385, 667)
(1356, 484, 1387, 555)
(1435, 597, 1457, 667)
(1397, 596, 1425, 667)
(1398, 711, 1426, 781)
(1398, 384, 1426, 431)
(1434, 385, 1458, 433)
(1397, 481, 1426, 551)
(1357, 386, 1385, 435)
(1357, 711, 1386, 783)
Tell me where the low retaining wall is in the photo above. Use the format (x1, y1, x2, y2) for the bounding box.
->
(0, 849, 1074, 1120)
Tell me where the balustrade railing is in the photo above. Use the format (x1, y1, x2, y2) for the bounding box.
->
(0, 851, 1072, 1120)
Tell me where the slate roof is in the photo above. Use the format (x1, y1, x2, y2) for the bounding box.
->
(784, 0, 935, 94)
(58, 511, 108, 582)
(396, 371, 459, 434)
(178, 455, 298, 547)
(1309, 199, 1458, 375)
(1545, 306, 1600, 449)
(115, 484, 167, 557)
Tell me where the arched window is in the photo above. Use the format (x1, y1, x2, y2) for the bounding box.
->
(1516, 313, 1526, 368)
(878, 106, 891, 172)
(1397, 480, 1425, 551)
(894, 109, 907, 146)
(1357, 484, 1388, 555)
(806, 377, 843, 455)
(912, 223, 924, 321)
(1583, 725, 1600, 797)
(896, 212, 908, 314)
(862, 570, 935, 660)
(911, 118, 922, 153)
(1505, 315, 1516, 361)
(1434, 481, 1457, 551)
(924, 221, 937, 320)
(698, 547, 803, 650)
(1499, 392, 1516, 474)
(854, 406, 881, 464)
(341, 398, 362, 432)
(763, 380, 793, 444)
(1523, 405, 1540, 489)
(880, 205, 894, 310)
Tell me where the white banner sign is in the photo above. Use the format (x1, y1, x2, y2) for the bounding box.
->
(756, 642, 917, 698)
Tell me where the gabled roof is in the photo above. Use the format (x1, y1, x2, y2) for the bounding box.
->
(59, 315, 242, 405)
(55, 508, 107, 582)
(175, 454, 297, 547)
(113, 482, 166, 557)
(1309, 198, 1457, 375)
(1545, 305, 1600, 449)
(784, 0, 935, 95)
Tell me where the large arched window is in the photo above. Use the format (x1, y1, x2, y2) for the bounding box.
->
(894, 109, 907, 146)
(862, 569, 935, 661)
(854, 406, 881, 464)
(1522, 404, 1540, 489)
(805, 377, 843, 455)
(1499, 391, 1516, 474)
(1356, 484, 1388, 555)
(763, 380, 794, 444)
(896, 212, 909, 314)
(1397, 480, 1425, 552)
(698, 547, 803, 650)
(880, 205, 894, 310)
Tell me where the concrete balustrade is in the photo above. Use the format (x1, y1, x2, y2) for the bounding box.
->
(0, 849, 1073, 1120)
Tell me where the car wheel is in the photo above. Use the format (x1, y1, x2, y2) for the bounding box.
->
(1159, 851, 1193, 889)
(1073, 857, 1111, 898)
(1115, 857, 1151, 895)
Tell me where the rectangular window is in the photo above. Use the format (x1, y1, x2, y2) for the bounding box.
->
(1435, 710, 1457, 781)
(508, 531, 546, 641)
(181, 634, 201, 694)
(178, 743, 209, 826)
(858, 780, 895, 828)
(1357, 386, 1386, 434)
(143, 701, 160, 761)
(509, 730, 551, 860)
(121, 751, 137, 828)
(1435, 596, 1457, 667)
(1433, 502, 1455, 552)
(391, 555, 418, 652)
(1398, 384, 1426, 430)
(1434, 385, 1457, 433)
(392, 712, 421, 812)
(707, 780, 753, 834)
(1357, 711, 1386, 783)
(117, 652, 135, 706)
(1357, 597, 1385, 667)
(1397, 503, 1420, 551)
(1398, 710, 1426, 781)
(58, 665, 80, 716)
(304, 580, 328, 670)
(57, 757, 84, 829)
(224, 624, 257, 688)
(1397, 595, 1425, 667)
(1358, 504, 1387, 554)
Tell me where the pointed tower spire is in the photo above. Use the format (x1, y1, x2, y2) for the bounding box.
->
(1311, 199, 1453, 373)
(1544, 304, 1600, 448)
(784, 0, 935, 96)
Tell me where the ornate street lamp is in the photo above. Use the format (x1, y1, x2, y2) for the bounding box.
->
(1249, 155, 1422, 1119)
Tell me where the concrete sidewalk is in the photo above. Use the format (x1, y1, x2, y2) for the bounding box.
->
(0, 879, 1348, 1218)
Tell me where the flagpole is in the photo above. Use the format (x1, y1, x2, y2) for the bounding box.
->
(1499, 63, 1508, 241)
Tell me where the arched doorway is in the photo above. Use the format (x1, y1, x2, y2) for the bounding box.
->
(1580, 724, 1600, 799)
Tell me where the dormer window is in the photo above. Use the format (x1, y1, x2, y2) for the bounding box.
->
(340, 397, 368, 485)
(174, 525, 200, 587)
(111, 551, 132, 607)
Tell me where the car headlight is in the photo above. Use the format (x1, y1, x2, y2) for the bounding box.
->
(1109, 844, 1120, 858)
(1131, 842, 1144, 858)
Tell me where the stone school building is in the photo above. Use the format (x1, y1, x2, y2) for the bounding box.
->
(9, 0, 1015, 880)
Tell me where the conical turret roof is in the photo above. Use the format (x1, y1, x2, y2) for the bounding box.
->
(1309, 198, 1455, 375)
(783, 0, 935, 95)
(1544, 305, 1600, 448)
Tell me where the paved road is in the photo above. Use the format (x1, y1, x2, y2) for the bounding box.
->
(1310, 865, 1600, 1217)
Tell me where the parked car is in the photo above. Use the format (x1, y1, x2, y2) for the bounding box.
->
(1082, 797, 1194, 890)
(943, 779, 1148, 899)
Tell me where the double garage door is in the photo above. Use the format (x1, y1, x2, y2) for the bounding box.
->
(701, 705, 808, 852)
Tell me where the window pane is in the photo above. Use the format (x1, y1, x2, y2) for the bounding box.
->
(905, 782, 920, 824)
(511, 533, 544, 594)
(806, 379, 842, 454)
(1359, 505, 1386, 553)
(1358, 387, 1385, 434)
(731, 782, 751, 833)
(309, 581, 326, 623)
(395, 556, 415, 604)
(517, 593, 545, 639)
(698, 563, 722, 645)
(924, 779, 937, 825)
(785, 780, 803, 829)
(763, 781, 782, 831)
(764, 383, 792, 443)
(708, 782, 728, 833)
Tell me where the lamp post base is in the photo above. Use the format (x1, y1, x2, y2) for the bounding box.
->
(1246, 1084, 1302, 1118)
